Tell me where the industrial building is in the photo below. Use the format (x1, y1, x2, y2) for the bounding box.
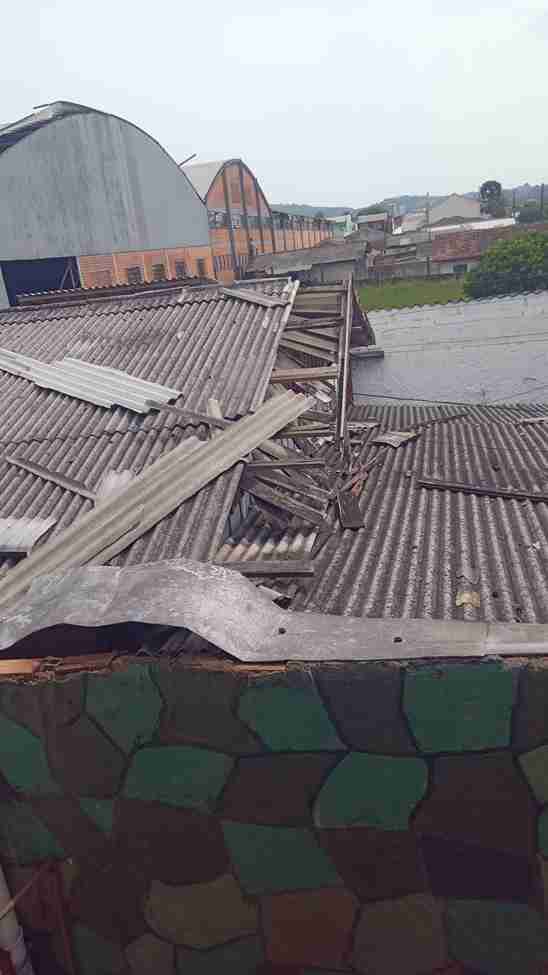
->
(183, 158, 332, 283)
(0, 101, 213, 306)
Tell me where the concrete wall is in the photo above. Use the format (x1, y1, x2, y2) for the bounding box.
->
(311, 259, 366, 284)
(1, 654, 548, 974)
(0, 112, 209, 262)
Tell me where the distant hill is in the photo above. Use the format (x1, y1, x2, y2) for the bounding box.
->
(275, 183, 547, 220)
(272, 204, 352, 217)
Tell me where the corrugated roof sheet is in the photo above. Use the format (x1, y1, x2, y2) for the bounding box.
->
(0, 518, 56, 555)
(0, 391, 310, 612)
(0, 353, 180, 413)
(292, 402, 548, 623)
(249, 241, 366, 274)
(0, 281, 298, 575)
(216, 508, 317, 564)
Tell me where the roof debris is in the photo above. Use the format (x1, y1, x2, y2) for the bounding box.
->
(0, 518, 56, 556)
(0, 352, 180, 413)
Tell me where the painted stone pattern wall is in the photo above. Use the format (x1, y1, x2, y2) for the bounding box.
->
(1, 657, 548, 973)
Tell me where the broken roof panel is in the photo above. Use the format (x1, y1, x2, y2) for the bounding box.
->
(0, 280, 301, 581)
(0, 281, 299, 449)
(291, 402, 548, 624)
(0, 517, 56, 555)
(0, 352, 180, 413)
(0, 391, 311, 612)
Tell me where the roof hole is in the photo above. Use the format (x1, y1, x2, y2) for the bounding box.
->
(492, 591, 499, 599)
(393, 636, 403, 644)
(278, 627, 286, 635)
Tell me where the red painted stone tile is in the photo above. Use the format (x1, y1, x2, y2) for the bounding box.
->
(263, 887, 358, 969)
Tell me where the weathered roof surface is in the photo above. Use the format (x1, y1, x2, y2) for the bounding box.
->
(0, 101, 91, 156)
(249, 241, 366, 275)
(0, 281, 298, 574)
(0, 391, 310, 612)
(0, 352, 180, 413)
(292, 401, 548, 623)
(357, 291, 548, 405)
(182, 160, 226, 201)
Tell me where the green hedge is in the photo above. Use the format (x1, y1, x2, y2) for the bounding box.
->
(464, 232, 548, 298)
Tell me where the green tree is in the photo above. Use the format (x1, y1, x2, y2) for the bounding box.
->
(463, 232, 548, 298)
(517, 204, 546, 225)
(480, 180, 503, 216)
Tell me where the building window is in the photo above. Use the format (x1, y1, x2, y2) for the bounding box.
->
(454, 263, 468, 276)
(126, 266, 143, 285)
(152, 263, 166, 282)
(174, 261, 187, 279)
(196, 259, 207, 278)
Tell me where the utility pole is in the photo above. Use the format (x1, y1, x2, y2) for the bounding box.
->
(425, 192, 431, 278)
(541, 183, 545, 216)
(512, 189, 516, 217)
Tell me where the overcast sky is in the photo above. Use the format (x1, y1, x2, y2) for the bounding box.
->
(3, 0, 548, 208)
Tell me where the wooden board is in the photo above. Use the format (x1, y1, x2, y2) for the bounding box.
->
(271, 366, 339, 382)
(418, 477, 548, 504)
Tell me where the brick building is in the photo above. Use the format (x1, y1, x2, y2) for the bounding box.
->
(183, 158, 332, 284)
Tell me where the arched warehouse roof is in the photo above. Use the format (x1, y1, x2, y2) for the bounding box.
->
(0, 101, 209, 261)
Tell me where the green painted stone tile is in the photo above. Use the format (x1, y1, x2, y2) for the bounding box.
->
(71, 923, 127, 975)
(520, 745, 548, 804)
(87, 664, 162, 753)
(446, 899, 548, 975)
(222, 821, 342, 895)
(124, 745, 233, 811)
(176, 936, 263, 973)
(404, 662, 516, 753)
(314, 752, 428, 829)
(0, 711, 60, 795)
(79, 798, 115, 834)
(0, 801, 64, 863)
(238, 676, 343, 751)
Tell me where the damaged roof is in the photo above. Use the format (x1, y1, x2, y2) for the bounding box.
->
(291, 401, 548, 624)
(0, 280, 300, 574)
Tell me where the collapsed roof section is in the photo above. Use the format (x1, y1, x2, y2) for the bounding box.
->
(0, 277, 367, 636)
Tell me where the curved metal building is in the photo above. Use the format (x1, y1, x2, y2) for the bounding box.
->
(184, 157, 332, 283)
(0, 102, 211, 305)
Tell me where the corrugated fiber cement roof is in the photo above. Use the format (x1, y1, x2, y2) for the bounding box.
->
(292, 401, 548, 624)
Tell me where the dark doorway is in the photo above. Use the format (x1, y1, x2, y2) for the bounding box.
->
(1, 256, 81, 305)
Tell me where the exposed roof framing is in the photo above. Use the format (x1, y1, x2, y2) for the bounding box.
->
(0, 391, 311, 612)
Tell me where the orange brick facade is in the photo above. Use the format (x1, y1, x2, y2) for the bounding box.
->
(79, 159, 331, 289)
(78, 245, 214, 289)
